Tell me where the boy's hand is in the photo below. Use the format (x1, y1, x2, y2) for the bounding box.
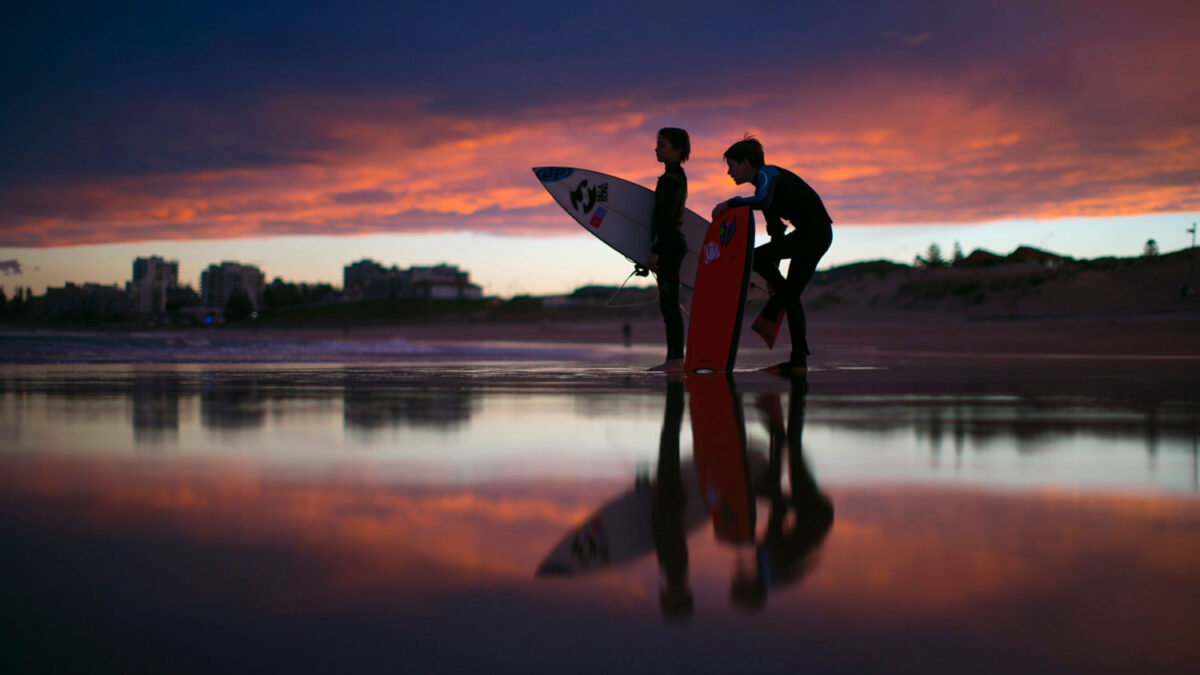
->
(711, 201, 728, 219)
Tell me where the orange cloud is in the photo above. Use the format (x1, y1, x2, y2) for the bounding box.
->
(2, 17, 1197, 248)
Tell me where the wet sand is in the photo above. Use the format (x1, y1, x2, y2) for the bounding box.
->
(204, 309, 1200, 357)
(2, 321, 1198, 674)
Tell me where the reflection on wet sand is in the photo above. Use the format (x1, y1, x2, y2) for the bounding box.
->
(732, 383, 834, 612)
(342, 371, 477, 431)
(2, 366, 1195, 464)
(541, 375, 836, 618)
(130, 374, 181, 444)
(2, 364, 1199, 672)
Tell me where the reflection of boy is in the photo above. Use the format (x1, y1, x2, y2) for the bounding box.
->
(731, 383, 834, 611)
(647, 127, 691, 373)
(713, 137, 833, 375)
(652, 379, 693, 618)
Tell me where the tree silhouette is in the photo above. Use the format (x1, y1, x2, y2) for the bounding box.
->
(224, 289, 254, 322)
(1143, 239, 1159, 257)
(915, 243, 945, 269)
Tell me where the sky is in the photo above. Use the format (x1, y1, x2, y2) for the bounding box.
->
(2, 0, 1198, 296)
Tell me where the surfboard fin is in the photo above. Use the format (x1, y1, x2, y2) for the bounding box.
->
(751, 306, 785, 349)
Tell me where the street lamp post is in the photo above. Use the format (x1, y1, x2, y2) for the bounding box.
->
(1188, 223, 1197, 297)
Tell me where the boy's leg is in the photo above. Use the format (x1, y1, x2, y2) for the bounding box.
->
(656, 251, 685, 361)
(752, 235, 803, 350)
(752, 239, 788, 319)
(782, 233, 830, 363)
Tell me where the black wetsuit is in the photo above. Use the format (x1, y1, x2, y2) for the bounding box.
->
(727, 165, 832, 363)
(651, 161, 688, 361)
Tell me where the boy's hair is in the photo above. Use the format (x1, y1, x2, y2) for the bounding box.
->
(658, 127, 691, 162)
(723, 136, 764, 168)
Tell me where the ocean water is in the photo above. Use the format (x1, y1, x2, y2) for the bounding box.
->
(2, 330, 1198, 673)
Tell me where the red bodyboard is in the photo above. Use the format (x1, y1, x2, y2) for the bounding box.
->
(688, 374, 755, 545)
(684, 206, 754, 372)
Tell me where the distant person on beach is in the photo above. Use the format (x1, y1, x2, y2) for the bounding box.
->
(713, 136, 832, 376)
(647, 127, 691, 373)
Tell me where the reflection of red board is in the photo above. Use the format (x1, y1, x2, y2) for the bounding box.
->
(684, 206, 754, 373)
(688, 374, 755, 544)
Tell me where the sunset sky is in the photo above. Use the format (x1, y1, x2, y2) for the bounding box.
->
(2, 1, 1198, 296)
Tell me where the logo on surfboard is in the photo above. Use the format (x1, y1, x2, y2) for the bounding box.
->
(534, 167, 574, 182)
(569, 179, 608, 215)
(718, 217, 736, 248)
(569, 519, 610, 566)
(702, 216, 737, 263)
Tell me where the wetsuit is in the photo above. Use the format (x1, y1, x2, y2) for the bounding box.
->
(651, 161, 688, 361)
(727, 165, 832, 364)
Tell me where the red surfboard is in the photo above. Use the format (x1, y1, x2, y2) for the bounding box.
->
(688, 374, 755, 545)
(684, 206, 754, 372)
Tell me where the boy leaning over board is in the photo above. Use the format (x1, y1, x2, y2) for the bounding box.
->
(712, 136, 833, 376)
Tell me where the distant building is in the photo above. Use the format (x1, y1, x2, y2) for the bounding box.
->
(344, 260, 482, 300)
(127, 256, 179, 314)
(201, 261, 265, 314)
(408, 264, 482, 299)
(41, 283, 130, 321)
(344, 259, 408, 298)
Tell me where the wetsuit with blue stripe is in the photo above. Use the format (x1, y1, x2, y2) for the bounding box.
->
(726, 165, 832, 363)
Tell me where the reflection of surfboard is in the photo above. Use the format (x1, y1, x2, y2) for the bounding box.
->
(684, 206, 754, 373)
(688, 375, 756, 545)
(536, 465, 708, 577)
(533, 166, 766, 311)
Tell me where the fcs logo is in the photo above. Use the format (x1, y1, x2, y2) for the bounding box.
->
(569, 179, 608, 214)
(718, 218, 736, 247)
(703, 241, 720, 263)
(535, 167, 573, 182)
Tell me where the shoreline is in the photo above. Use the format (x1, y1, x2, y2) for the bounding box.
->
(6, 309, 1196, 358)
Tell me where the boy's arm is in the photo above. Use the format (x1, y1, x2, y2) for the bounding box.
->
(726, 167, 777, 210)
(764, 212, 787, 240)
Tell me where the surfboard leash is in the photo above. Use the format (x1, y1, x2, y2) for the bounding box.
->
(603, 266, 661, 309)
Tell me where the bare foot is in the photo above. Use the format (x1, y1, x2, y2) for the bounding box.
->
(647, 359, 685, 373)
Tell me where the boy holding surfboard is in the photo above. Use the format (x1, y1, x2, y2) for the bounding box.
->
(647, 127, 691, 373)
(712, 137, 833, 376)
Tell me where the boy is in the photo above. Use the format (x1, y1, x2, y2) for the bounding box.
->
(647, 127, 690, 372)
(712, 137, 832, 375)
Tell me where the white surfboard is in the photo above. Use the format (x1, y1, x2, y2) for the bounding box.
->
(533, 166, 766, 311)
